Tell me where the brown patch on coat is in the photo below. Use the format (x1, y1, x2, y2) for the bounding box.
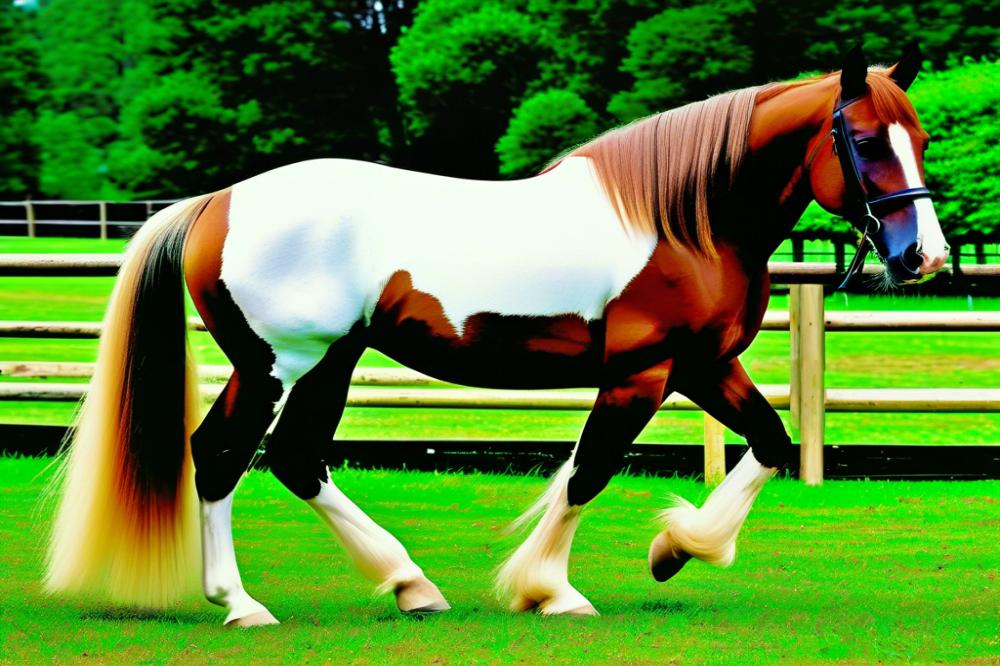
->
(370, 270, 598, 389)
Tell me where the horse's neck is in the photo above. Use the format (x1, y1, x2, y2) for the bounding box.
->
(734, 78, 840, 261)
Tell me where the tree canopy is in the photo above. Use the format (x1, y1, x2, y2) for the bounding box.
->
(5, 0, 999, 240)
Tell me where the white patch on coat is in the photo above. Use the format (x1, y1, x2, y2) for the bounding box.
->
(887, 123, 948, 262)
(221, 157, 657, 388)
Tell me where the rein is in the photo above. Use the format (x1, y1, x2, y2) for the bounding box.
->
(814, 96, 933, 289)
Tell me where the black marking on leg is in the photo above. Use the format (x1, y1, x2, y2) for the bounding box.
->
(189, 279, 283, 502)
(266, 328, 365, 500)
(566, 395, 660, 507)
(674, 360, 793, 471)
(192, 372, 282, 502)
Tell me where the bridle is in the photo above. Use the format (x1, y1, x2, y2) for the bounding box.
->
(808, 94, 933, 289)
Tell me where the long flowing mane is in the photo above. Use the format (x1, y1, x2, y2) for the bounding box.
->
(564, 86, 764, 257)
(563, 69, 922, 258)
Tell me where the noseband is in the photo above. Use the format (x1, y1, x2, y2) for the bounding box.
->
(817, 95, 933, 289)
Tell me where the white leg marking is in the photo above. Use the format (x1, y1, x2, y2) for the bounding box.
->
(657, 450, 775, 566)
(497, 461, 596, 615)
(201, 493, 275, 625)
(888, 123, 949, 270)
(308, 477, 425, 593)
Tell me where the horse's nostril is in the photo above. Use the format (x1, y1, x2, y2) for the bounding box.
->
(901, 243, 923, 274)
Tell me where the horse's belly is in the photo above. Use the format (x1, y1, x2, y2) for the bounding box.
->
(368, 276, 601, 388)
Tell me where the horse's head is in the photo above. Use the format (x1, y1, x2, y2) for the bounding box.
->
(809, 43, 949, 286)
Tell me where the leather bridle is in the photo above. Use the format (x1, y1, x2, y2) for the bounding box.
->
(811, 95, 933, 289)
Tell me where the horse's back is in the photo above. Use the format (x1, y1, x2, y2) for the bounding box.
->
(212, 158, 656, 387)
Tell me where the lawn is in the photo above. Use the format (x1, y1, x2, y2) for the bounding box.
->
(1, 237, 999, 445)
(1, 457, 997, 664)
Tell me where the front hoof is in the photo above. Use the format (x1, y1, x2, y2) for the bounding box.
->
(396, 576, 451, 614)
(649, 531, 692, 583)
(549, 603, 599, 617)
(225, 610, 280, 628)
(533, 587, 599, 616)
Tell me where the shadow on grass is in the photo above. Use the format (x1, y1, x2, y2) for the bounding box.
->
(79, 607, 207, 625)
(633, 599, 702, 615)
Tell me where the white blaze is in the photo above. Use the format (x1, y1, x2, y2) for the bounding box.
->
(887, 123, 948, 260)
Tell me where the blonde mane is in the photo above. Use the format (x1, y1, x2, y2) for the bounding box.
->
(565, 86, 764, 257)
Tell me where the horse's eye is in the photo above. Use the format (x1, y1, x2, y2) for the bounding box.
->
(855, 138, 889, 161)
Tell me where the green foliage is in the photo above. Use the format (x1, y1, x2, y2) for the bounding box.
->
(9, 0, 1000, 205)
(33, 0, 161, 199)
(0, 4, 40, 197)
(496, 89, 601, 177)
(910, 59, 1000, 240)
(608, 0, 755, 121)
(392, 1, 553, 177)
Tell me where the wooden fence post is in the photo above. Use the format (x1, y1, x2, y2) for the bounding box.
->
(25, 201, 35, 238)
(798, 284, 825, 485)
(98, 201, 108, 241)
(788, 284, 801, 431)
(703, 412, 726, 486)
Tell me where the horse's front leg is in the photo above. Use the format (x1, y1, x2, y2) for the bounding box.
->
(496, 362, 671, 615)
(648, 358, 785, 582)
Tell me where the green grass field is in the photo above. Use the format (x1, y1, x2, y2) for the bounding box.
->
(2, 457, 997, 664)
(1, 237, 999, 446)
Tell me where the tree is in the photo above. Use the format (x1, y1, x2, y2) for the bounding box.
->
(496, 89, 601, 177)
(32, 0, 158, 198)
(109, 0, 398, 196)
(910, 59, 1000, 240)
(392, 0, 553, 177)
(607, 0, 756, 122)
(0, 3, 40, 197)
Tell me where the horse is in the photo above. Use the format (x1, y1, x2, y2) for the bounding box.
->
(45, 43, 949, 625)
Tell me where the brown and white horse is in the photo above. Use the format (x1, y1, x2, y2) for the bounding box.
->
(46, 45, 948, 624)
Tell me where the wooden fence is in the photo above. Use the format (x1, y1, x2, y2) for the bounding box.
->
(1, 254, 999, 485)
(2, 199, 998, 269)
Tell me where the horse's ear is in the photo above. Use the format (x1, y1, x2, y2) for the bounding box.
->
(888, 40, 922, 91)
(840, 43, 868, 101)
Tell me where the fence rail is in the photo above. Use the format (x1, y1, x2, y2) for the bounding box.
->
(4, 254, 1000, 281)
(1, 255, 998, 485)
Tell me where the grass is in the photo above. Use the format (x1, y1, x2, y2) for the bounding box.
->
(0, 237, 998, 445)
(2, 457, 997, 664)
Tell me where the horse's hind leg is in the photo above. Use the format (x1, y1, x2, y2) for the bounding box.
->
(266, 334, 450, 613)
(648, 359, 779, 582)
(192, 368, 283, 626)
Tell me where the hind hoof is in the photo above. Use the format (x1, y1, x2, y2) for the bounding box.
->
(396, 576, 451, 613)
(649, 531, 692, 582)
(225, 610, 280, 628)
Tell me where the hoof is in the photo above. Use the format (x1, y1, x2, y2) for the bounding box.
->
(649, 531, 692, 583)
(552, 603, 599, 617)
(396, 576, 451, 614)
(225, 610, 280, 628)
(516, 587, 598, 616)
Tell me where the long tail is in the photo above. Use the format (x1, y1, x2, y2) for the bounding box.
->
(45, 194, 213, 607)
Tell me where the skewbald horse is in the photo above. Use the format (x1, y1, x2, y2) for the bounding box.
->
(46, 44, 948, 624)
